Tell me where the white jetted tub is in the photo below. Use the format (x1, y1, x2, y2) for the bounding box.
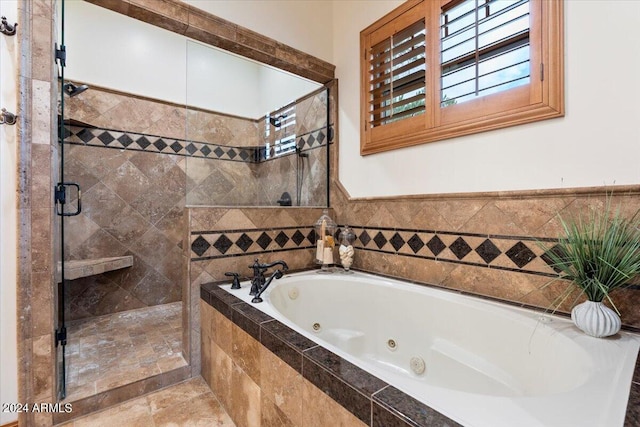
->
(222, 271, 639, 427)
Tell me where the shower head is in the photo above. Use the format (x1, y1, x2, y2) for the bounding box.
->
(63, 83, 89, 97)
(269, 114, 287, 128)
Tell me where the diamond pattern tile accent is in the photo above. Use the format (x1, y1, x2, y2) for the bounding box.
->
(118, 134, 133, 147)
(407, 234, 425, 254)
(540, 244, 564, 273)
(137, 136, 151, 149)
(427, 235, 446, 256)
(475, 239, 501, 264)
(506, 241, 537, 268)
(213, 235, 233, 254)
(98, 131, 115, 145)
(449, 237, 472, 260)
(275, 231, 289, 248)
(256, 232, 272, 250)
(373, 232, 387, 249)
(390, 232, 405, 251)
(153, 139, 167, 151)
(191, 224, 557, 279)
(359, 230, 371, 246)
(307, 230, 316, 245)
(170, 141, 183, 153)
(291, 230, 305, 246)
(64, 125, 328, 165)
(77, 128, 94, 143)
(191, 236, 211, 257)
(236, 233, 254, 252)
(200, 145, 212, 157)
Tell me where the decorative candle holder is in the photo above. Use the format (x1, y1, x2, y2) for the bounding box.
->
(314, 209, 337, 273)
(338, 226, 356, 273)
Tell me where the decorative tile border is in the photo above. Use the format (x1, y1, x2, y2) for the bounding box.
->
(190, 226, 316, 261)
(62, 125, 329, 163)
(200, 284, 462, 426)
(192, 223, 561, 277)
(346, 225, 559, 277)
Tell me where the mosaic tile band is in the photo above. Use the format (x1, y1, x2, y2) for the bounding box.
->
(63, 125, 330, 162)
(190, 224, 562, 277)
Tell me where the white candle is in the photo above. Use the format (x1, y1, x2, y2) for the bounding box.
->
(323, 247, 333, 264)
(316, 240, 325, 262)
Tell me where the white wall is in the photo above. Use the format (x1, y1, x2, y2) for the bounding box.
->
(64, 1, 320, 119)
(333, 0, 640, 197)
(181, 0, 334, 64)
(0, 1, 19, 423)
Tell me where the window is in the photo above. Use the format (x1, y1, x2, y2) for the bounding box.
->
(360, 0, 563, 155)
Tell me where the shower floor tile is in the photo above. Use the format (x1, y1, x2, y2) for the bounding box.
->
(56, 377, 235, 427)
(64, 302, 186, 402)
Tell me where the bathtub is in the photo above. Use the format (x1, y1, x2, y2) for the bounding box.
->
(220, 271, 639, 427)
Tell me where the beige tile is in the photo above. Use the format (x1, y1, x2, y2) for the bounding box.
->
(301, 380, 366, 427)
(230, 363, 261, 427)
(210, 342, 233, 410)
(213, 309, 232, 355)
(231, 324, 261, 385)
(71, 396, 152, 427)
(260, 347, 302, 426)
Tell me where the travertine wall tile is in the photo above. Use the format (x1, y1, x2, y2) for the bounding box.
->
(232, 324, 261, 385)
(301, 381, 367, 427)
(260, 346, 303, 426)
(230, 363, 261, 427)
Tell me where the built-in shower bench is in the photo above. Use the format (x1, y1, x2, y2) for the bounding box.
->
(59, 256, 133, 280)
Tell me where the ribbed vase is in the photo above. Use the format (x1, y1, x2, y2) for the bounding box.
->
(571, 301, 621, 338)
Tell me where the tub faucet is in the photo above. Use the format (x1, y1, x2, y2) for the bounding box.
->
(248, 259, 288, 300)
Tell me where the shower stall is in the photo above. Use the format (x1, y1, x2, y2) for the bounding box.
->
(54, 0, 330, 407)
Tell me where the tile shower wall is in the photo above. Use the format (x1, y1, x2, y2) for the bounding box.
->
(63, 88, 202, 320)
(186, 88, 329, 207)
(331, 188, 640, 330)
(63, 87, 328, 319)
(61, 144, 186, 320)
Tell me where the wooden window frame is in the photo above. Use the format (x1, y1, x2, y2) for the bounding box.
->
(360, 0, 564, 155)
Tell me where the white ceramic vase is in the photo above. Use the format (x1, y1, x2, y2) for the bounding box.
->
(571, 300, 621, 338)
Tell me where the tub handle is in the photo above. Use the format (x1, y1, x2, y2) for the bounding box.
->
(225, 272, 241, 289)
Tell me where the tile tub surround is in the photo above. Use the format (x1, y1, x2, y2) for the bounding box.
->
(188, 207, 328, 386)
(200, 285, 461, 427)
(330, 186, 640, 331)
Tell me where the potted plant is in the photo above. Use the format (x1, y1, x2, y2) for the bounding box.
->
(542, 199, 640, 338)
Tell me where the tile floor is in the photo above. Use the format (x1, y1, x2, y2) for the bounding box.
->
(57, 377, 235, 426)
(64, 302, 187, 402)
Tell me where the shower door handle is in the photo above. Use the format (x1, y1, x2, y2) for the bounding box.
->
(55, 182, 82, 216)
